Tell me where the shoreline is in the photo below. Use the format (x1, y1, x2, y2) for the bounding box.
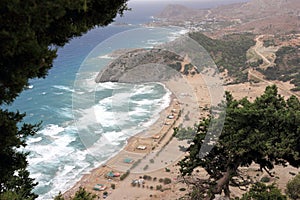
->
(63, 71, 211, 199)
(63, 79, 183, 199)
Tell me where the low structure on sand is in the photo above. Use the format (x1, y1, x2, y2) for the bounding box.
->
(106, 171, 120, 178)
(93, 184, 106, 191)
(136, 145, 147, 150)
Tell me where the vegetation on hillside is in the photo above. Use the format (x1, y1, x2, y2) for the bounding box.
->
(0, 1, 128, 198)
(179, 85, 300, 199)
(259, 45, 300, 91)
(189, 32, 255, 83)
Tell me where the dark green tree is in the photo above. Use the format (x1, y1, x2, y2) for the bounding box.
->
(286, 173, 300, 200)
(179, 85, 300, 199)
(0, 0, 128, 198)
(239, 182, 286, 200)
(54, 192, 65, 200)
(54, 187, 97, 200)
(72, 187, 97, 200)
(0, 110, 39, 199)
(0, 0, 128, 104)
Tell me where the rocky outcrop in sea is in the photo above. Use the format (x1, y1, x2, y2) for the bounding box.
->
(95, 48, 185, 84)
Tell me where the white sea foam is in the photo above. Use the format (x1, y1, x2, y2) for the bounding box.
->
(131, 84, 155, 95)
(53, 92, 64, 95)
(93, 104, 117, 127)
(27, 137, 43, 144)
(146, 39, 163, 46)
(98, 54, 114, 59)
(132, 98, 158, 105)
(57, 107, 73, 119)
(128, 107, 150, 117)
(39, 124, 65, 137)
(98, 82, 124, 90)
(40, 158, 91, 200)
(53, 85, 75, 93)
(167, 28, 189, 41)
(102, 131, 127, 142)
(26, 124, 89, 200)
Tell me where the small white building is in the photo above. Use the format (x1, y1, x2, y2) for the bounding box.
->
(137, 145, 147, 150)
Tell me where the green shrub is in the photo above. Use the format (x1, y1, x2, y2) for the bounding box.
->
(120, 170, 130, 181)
(143, 175, 152, 180)
(260, 176, 270, 183)
(163, 178, 172, 185)
(111, 183, 115, 189)
(143, 165, 149, 171)
(156, 185, 162, 190)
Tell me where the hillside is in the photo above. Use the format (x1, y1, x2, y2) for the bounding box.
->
(157, 4, 207, 22)
(260, 45, 300, 91)
(152, 0, 300, 90)
(189, 32, 256, 83)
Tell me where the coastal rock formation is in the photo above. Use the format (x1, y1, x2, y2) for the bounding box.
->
(95, 48, 186, 83)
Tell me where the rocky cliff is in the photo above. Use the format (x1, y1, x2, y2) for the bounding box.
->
(95, 48, 185, 83)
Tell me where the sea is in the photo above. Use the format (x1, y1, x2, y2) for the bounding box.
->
(8, 1, 249, 199)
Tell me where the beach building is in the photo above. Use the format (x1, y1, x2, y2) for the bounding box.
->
(136, 145, 147, 150)
(93, 184, 106, 191)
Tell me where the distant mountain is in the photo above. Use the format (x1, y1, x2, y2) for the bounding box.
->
(156, 0, 300, 34)
(157, 4, 206, 21)
(211, 0, 299, 19)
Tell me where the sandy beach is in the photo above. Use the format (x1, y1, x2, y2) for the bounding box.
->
(63, 62, 214, 199)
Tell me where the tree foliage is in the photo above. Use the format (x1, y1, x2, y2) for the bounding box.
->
(239, 182, 286, 200)
(54, 188, 96, 200)
(0, 0, 128, 198)
(0, 0, 128, 104)
(286, 173, 300, 200)
(0, 110, 39, 199)
(179, 85, 300, 199)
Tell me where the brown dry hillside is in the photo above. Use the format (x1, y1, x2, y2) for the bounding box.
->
(157, 4, 207, 22)
(211, 0, 300, 34)
(156, 0, 300, 35)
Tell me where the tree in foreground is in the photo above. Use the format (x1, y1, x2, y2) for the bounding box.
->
(179, 85, 300, 199)
(0, 0, 128, 198)
(54, 188, 96, 200)
(286, 173, 300, 200)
